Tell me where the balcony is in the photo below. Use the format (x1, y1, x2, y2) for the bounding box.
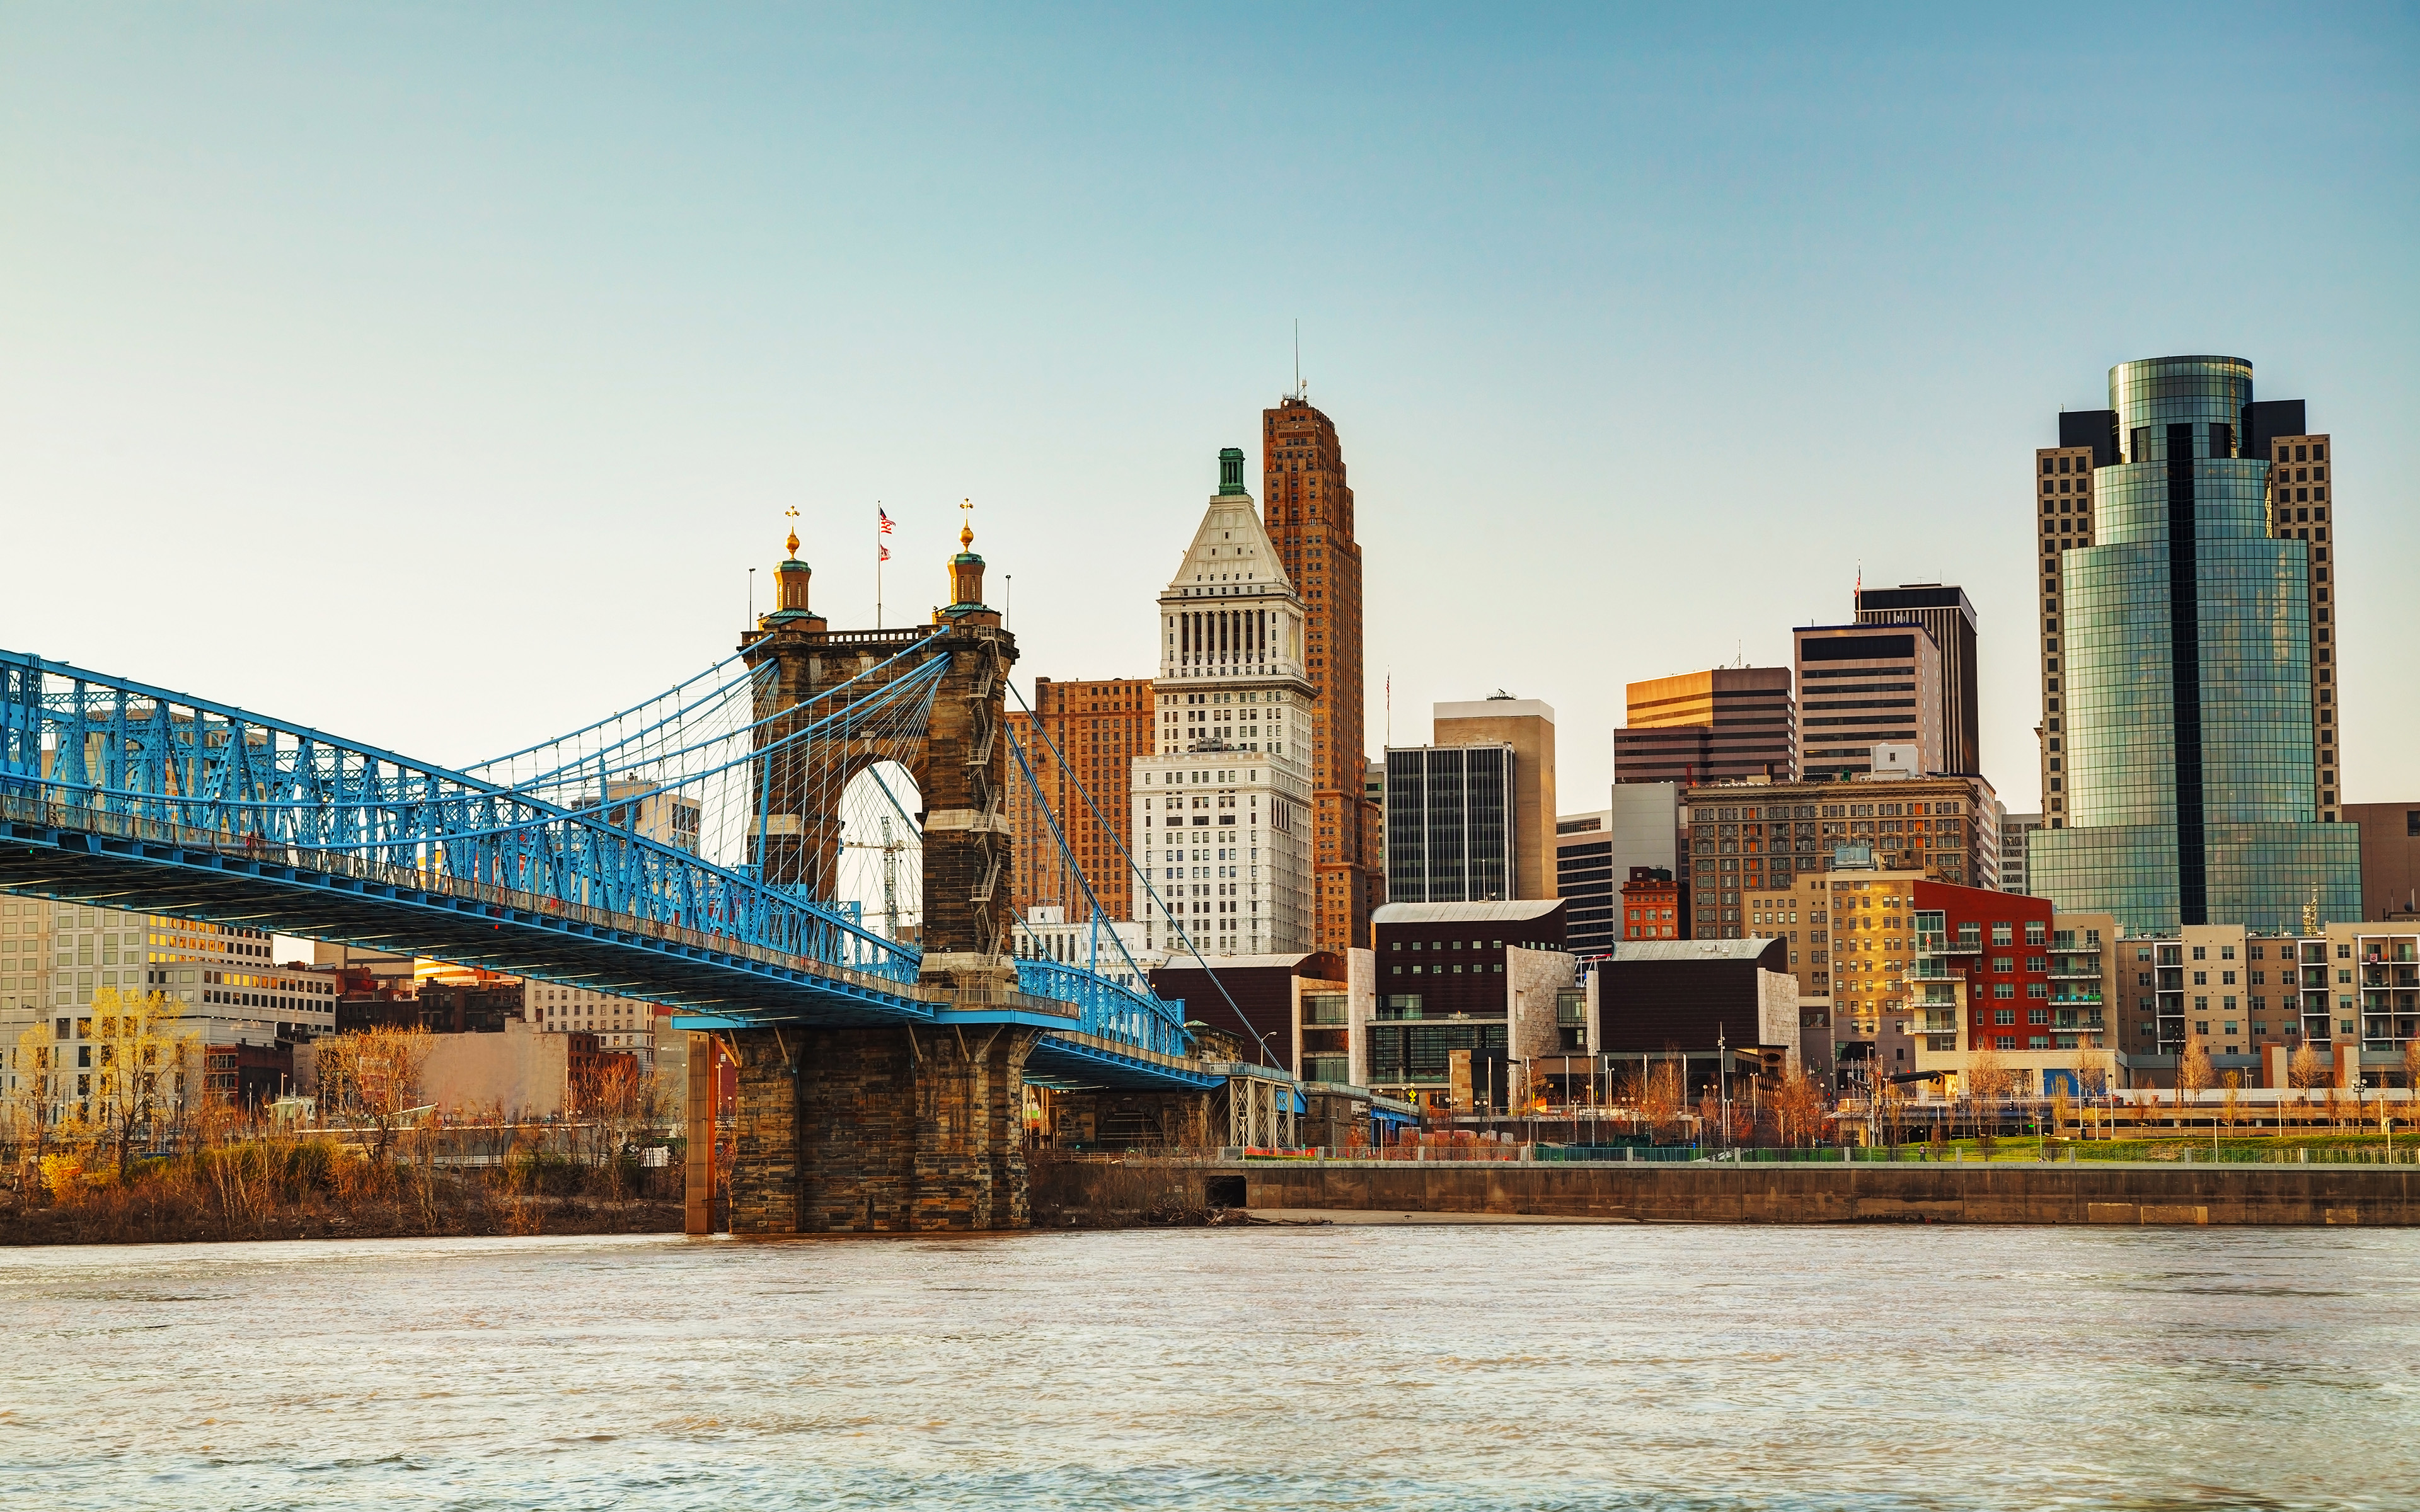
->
(1911, 1015, 1960, 1036)
(2049, 965, 2102, 981)
(2050, 991, 2103, 1006)
(1917, 932, 1983, 956)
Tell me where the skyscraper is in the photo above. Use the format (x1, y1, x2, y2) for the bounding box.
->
(1614, 668, 1795, 784)
(1855, 584, 1981, 774)
(2027, 356, 2360, 935)
(1383, 744, 1516, 904)
(1262, 394, 1379, 954)
(1432, 696, 1557, 900)
(1793, 623, 1946, 779)
(1131, 448, 1315, 957)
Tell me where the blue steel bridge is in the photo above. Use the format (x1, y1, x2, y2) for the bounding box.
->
(0, 633, 1217, 1097)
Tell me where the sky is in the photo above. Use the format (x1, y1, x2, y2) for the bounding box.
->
(5, 4, 2416, 820)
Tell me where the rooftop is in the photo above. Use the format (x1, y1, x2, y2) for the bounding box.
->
(1373, 900, 1563, 925)
(1610, 938, 1781, 963)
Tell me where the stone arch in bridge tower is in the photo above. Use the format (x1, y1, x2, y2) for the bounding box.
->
(707, 531, 1047, 1237)
(738, 541, 1016, 993)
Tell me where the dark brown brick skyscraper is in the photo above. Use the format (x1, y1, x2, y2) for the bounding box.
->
(1262, 393, 1380, 953)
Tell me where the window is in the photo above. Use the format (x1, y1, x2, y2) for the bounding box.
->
(1991, 924, 2014, 946)
(1994, 983, 2014, 1000)
(2024, 922, 2046, 946)
(2192, 946, 2206, 961)
(1994, 1008, 2014, 1025)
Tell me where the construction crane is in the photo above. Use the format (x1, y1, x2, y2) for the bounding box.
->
(841, 813, 913, 942)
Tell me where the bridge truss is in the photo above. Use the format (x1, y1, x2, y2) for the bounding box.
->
(0, 646, 1207, 1084)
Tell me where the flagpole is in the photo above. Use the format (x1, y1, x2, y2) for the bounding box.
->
(876, 503, 884, 629)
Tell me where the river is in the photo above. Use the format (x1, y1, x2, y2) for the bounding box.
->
(3, 1225, 2415, 1509)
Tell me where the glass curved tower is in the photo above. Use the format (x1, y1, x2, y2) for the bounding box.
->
(2029, 357, 2360, 935)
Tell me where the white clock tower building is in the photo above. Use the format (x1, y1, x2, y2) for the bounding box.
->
(1131, 448, 1315, 958)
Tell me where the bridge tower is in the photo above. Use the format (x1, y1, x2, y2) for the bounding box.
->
(705, 522, 1040, 1234)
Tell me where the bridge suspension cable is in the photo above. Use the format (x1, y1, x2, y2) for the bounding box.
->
(1004, 680, 1277, 1068)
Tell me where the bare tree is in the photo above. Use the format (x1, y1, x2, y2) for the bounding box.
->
(2071, 1052, 2111, 1140)
(1967, 1045, 2012, 1153)
(2220, 1071, 2242, 1143)
(314, 1025, 434, 1162)
(1639, 1057, 1684, 1145)
(573, 1054, 649, 1202)
(1771, 1066, 1828, 1148)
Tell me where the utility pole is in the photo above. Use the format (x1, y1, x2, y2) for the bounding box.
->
(1718, 1026, 1729, 1153)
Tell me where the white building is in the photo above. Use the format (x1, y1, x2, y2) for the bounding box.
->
(2, 892, 340, 1118)
(521, 980, 666, 1063)
(1131, 449, 1316, 959)
(1011, 905, 1163, 991)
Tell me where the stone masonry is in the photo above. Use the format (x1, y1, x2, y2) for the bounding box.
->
(715, 530, 1040, 1234)
(728, 1021, 1037, 1233)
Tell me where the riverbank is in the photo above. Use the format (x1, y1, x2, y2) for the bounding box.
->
(2, 1139, 684, 1246)
(1043, 1157, 2420, 1225)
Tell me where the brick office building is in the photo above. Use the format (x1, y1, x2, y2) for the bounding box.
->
(1684, 770, 2000, 939)
(1006, 675, 1155, 925)
(1262, 394, 1381, 956)
(1619, 868, 1684, 941)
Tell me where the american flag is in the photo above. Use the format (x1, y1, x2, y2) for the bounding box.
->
(879, 544, 890, 561)
(878, 508, 893, 535)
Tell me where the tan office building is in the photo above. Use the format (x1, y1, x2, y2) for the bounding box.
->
(1432, 697, 1557, 901)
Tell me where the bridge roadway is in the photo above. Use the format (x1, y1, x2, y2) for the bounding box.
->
(0, 788, 1218, 1092)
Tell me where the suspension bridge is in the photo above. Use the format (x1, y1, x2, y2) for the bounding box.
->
(0, 527, 1272, 1233)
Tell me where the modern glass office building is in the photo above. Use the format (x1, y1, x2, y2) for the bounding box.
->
(1383, 744, 1514, 903)
(2029, 357, 2360, 936)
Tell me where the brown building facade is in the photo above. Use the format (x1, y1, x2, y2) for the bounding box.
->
(1792, 623, 1946, 779)
(1620, 868, 1683, 941)
(1263, 394, 1380, 954)
(1616, 668, 1795, 785)
(2344, 802, 2420, 920)
(1684, 772, 1999, 939)
(2261, 427, 2342, 821)
(1006, 675, 1154, 925)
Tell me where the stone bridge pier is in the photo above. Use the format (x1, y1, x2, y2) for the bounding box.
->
(725, 1022, 1039, 1233)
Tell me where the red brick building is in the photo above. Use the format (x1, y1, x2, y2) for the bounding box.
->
(1619, 868, 1684, 941)
(1006, 676, 1155, 924)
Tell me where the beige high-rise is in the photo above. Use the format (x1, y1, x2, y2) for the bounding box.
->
(1432, 698, 1557, 900)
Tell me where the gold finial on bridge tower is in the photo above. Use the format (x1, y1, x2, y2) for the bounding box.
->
(938, 496, 994, 622)
(785, 505, 801, 559)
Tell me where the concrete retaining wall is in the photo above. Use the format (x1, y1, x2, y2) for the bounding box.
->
(1226, 1161, 2419, 1226)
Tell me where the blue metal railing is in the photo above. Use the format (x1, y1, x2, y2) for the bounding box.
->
(1015, 956, 1190, 1059)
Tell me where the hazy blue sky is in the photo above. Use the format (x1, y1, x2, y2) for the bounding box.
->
(5, 4, 2415, 816)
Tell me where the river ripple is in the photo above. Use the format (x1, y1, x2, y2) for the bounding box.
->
(2, 1225, 2415, 1509)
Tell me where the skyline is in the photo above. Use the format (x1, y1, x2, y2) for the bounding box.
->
(5, 7, 2415, 815)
